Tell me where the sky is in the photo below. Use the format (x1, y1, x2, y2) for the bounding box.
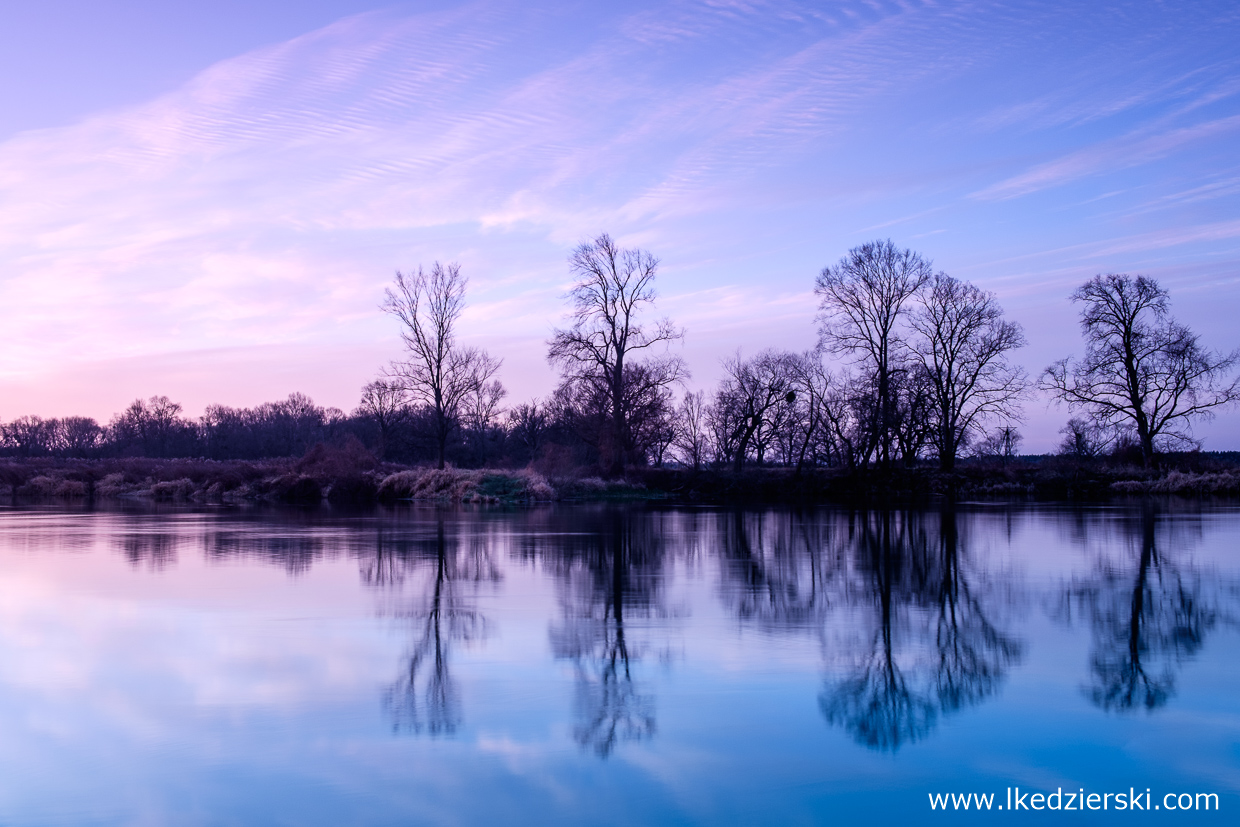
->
(1, 0, 1238, 451)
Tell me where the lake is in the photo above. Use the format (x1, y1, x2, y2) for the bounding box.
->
(0, 502, 1236, 825)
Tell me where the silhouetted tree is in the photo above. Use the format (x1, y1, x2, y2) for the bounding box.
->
(505, 400, 547, 465)
(671, 390, 710, 470)
(109, 396, 197, 457)
(1057, 416, 1111, 458)
(710, 349, 798, 471)
(1042, 274, 1239, 466)
(383, 263, 502, 469)
(356, 379, 412, 460)
(548, 233, 684, 476)
(1, 415, 56, 456)
(816, 241, 933, 466)
(910, 274, 1028, 471)
(54, 416, 103, 457)
(552, 359, 681, 470)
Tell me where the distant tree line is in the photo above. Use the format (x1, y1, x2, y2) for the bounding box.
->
(3, 237, 1235, 471)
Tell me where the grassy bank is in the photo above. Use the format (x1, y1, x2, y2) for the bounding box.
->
(0, 445, 650, 506)
(0, 449, 1237, 506)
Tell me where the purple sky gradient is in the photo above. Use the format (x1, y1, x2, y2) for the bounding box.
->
(1, 0, 1238, 451)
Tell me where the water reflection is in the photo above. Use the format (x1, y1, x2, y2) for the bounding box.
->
(379, 518, 497, 736)
(717, 510, 836, 631)
(74, 502, 1238, 761)
(933, 507, 1024, 716)
(539, 511, 664, 757)
(816, 509, 1022, 751)
(1057, 506, 1220, 712)
(116, 529, 182, 569)
(707, 507, 1023, 752)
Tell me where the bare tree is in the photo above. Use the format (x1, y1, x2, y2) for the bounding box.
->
(553, 360, 682, 468)
(55, 416, 103, 457)
(910, 274, 1028, 471)
(671, 390, 710, 470)
(548, 233, 684, 476)
(506, 400, 547, 463)
(971, 425, 1022, 465)
(815, 240, 933, 466)
(1057, 416, 1112, 458)
(1042, 274, 1239, 466)
(1, 416, 55, 456)
(109, 396, 195, 457)
(357, 379, 411, 460)
(785, 352, 838, 473)
(461, 378, 508, 466)
(383, 263, 502, 470)
(711, 349, 798, 472)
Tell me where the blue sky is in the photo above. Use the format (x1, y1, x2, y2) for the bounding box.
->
(1, 0, 1238, 450)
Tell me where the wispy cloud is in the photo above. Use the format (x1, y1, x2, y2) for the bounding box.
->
(972, 114, 1240, 200)
(0, 0, 1238, 444)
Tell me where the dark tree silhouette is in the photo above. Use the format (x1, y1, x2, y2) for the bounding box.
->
(383, 263, 502, 470)
(910, 275, 1027, 471)
(1042, 274, 1239, 466)
(356, 379, 411, 461)
(710, 350, 798, 472)
(548, 233, 684, 476)
(815, 241, 933, 467)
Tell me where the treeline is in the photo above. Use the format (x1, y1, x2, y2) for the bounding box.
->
(0, 392, 513, 466)
(3, 237, 1236, 473)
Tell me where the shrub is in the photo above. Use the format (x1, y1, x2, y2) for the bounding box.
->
(151, 478, 196, 502)
(327, 475, 379, 504)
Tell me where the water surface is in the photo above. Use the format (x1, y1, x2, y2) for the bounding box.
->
(0, 503, 1236, 825)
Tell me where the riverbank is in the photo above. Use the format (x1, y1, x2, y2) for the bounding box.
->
(0, 448, 639, 506)
(0, 450, 1237, 506)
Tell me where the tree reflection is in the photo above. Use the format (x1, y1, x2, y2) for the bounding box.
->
(116, 530, 182, 569)
(801, 509, 1021, 751)
(934, 507, 1023, 713)
(717, 510, 838, 631)
(545, 510, 662, 757)
(818, 511, 939, 750)
(1058, 506, 1216, 712)
(378, 518, 495, 736)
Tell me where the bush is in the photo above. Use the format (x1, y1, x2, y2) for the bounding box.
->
(269, 474, 323, 504)
(327, 475, 379, 504)
(151, 478, 196, 501)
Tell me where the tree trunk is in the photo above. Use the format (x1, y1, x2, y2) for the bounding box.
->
(608, 360, 626, 478)
(435, 408, 448, 470)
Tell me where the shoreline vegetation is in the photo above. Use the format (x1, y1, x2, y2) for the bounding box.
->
(3, 242, 1236, 490)
(1, 445, 1238, 507)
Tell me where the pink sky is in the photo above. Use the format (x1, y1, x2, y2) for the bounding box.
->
(2, 1, 1239, 451)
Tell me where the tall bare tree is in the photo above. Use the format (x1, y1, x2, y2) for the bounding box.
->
(548, 233, 684, 476)
(910, 275, 1028, 471)
(1042, 274, 1238, 466)
(383, 263, 502, 470)
(815, 240, 933, 466)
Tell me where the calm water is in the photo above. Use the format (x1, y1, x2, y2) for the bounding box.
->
(0, 502, 1236, 825)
